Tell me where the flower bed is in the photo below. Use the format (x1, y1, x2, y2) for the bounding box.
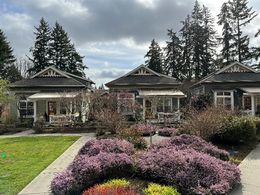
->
(144, 183, 180, 195)
(154, 134, 229, 161)
(137, 147, 240, 194)
(158, 127, 178, 137)
(131, 123, 157, 136)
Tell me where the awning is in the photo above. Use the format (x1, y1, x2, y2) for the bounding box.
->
(138, 90, 185, 97)
(241, 88, 260, 94)
(28, 92, 79, 100)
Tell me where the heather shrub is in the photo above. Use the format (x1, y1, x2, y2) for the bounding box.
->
(218, 116, 256, 144)
(131, 123, 156, 136)
(78, 138, 135, 156)
(180, 106, 229, 140)
(154, 134, 229, 161)
(51, 169, 78, 195)
(158, 127, 178, 137)
(143, 183, 180, 195)
(137, 147, 240, 194)
(118, 128, 147, 149)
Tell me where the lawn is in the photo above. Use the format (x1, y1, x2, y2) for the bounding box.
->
(0, 136, 79, 195)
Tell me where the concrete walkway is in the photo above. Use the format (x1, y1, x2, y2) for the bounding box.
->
(230, 143, 260, 195)
(18, 133, 95, 195)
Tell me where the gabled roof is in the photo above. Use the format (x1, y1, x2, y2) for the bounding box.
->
(106, 64, 181, 88)
(193, 62, 259, 87)
(10, 66, 94, 88)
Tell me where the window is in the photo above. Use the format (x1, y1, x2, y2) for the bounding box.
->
(19, 98, 34, 117)
(164, 98, 172, 112)
(215, 91, 233, 110)
(243, 96, 251, 110)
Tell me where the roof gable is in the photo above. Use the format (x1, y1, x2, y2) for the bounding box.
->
(216, 62, 256, 74)
(31, 66, 70, 78)
(124, 65, 161, 77)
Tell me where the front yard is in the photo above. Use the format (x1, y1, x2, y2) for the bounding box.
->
(0, 136, 79, 195)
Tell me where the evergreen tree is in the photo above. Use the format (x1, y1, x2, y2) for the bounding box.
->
(228, 0, 257, 62)
(163, 29, 183, 81)
(145, 39, 163, 73)
(49, 22, 86, 77)
(180, 15, 193, 80)
(28, 17, 51, 74)
(0, 29, 22, 82)
(218, 2, 235, 66)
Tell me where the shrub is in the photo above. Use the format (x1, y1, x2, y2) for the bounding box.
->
(158, 127, 178, 137)
(131, 123, 157, 136)
(219, 116, 256, 144)
(100, 179, 130, 187)
(83, 185, 137, 195)
(143, 183, 180, 195)
(51, 169, 78, 195)
(118, 128, 147, 149)
(137, 147, 240, 194)
(253, 117, 260, 135)
(154, 134, 229, 161)
(180, 106, 228, 140)
(78, 138, 135, 156)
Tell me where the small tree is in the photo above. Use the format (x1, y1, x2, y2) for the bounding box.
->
(0, 80, 13, 120)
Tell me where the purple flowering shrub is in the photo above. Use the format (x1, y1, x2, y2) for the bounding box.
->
(137, 147, 240, 194)
(154, 134, 229, 161)
(158, 127, 178, 137)
(78, 138, 135, 156)
(51, 139, 135, 195)
(131, 123, 157, 136)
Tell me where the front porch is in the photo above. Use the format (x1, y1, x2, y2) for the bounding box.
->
(241, 88, 260, 116)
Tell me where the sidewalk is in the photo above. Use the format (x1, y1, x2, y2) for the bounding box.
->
(18, 134, 95, 195)
(230, 143, 260, 195)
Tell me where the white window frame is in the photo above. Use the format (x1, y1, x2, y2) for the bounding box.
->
(214, 90, 234, 111)
(18, 99, 34, 118)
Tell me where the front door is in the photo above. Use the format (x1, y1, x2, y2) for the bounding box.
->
(145, 100, 153, 119)
(48, 101, 57, 116)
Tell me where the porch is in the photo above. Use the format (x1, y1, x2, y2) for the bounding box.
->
(241, 88, 260, 116)
(27, 92, 88, 124)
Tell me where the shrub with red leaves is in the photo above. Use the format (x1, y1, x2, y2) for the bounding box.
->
(83, 185, 137, 195)
(158, 127, 178, 137)
(131, 123, 156, 136)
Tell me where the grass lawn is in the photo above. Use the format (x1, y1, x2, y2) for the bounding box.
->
(0, 136, 79, 195)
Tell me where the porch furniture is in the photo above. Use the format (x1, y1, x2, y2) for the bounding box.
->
(157, 111, 180, 124)
(49, 115, 72, 126)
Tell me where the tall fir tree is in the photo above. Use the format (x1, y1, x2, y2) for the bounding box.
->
(145, 39, 163, 73)
(218, 2, 235, 66)
(49, 22, 86, 77)
(228, 0, 257, 63)
(28, 17, 51, 74)
(163, 29, 183, 81)
(0, 29, 22, 82)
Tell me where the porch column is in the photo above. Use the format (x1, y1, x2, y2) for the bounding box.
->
(251, 95, 255, 116)
(33, 101, 37, 123)
(143, 98, 145, 120)
(177, 97, 180, 111)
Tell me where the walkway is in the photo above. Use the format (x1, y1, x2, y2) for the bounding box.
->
(230, 143, 260, 195)
(18, 133, 95, 195)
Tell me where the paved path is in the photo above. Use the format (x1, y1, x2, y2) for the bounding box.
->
(230, 143, 260, 195)
(18, 133, 95, 195)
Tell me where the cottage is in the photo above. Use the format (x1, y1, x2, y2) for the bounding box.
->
(9, 66, 94, 124)
(106, 65, 185, 122)
(191, 62, 260, 116)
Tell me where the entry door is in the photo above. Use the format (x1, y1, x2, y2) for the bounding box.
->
(48, 101, 57, 116)
(145, 100, 153, 119)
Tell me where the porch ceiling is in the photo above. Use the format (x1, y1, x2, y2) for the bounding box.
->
(241, 88, 260, 94)
(28, 92, 79, 100)
(138, 90, 185, 97)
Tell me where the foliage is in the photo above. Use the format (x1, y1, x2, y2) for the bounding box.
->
(154, 134, 229, 161)
(137, 147, 240, 194)
(180, 106, 229, 140)
(118, 128, 147, 149)
(158, 127, 178, 137)
(0, 136, 79, 195)
(131, 123, 157, 136)
(253, 117, 260, 135)
(145, 39, 163, 73)
(217, 116, 256, 144)
(143, 183, 180, 195)
(100, 179, 130, 187)
(78, 138, 135, 156)
(190, 94, 212, 111)
(0, 80, 14, 119)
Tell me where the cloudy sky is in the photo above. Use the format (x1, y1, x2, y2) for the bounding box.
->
(0, 0, 260, 86)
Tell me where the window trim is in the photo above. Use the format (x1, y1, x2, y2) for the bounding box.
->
(18, 99, 34, 118)
(214, 90, 234, 111)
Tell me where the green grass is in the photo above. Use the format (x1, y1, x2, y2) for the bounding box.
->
(0, 136, 79, 195)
